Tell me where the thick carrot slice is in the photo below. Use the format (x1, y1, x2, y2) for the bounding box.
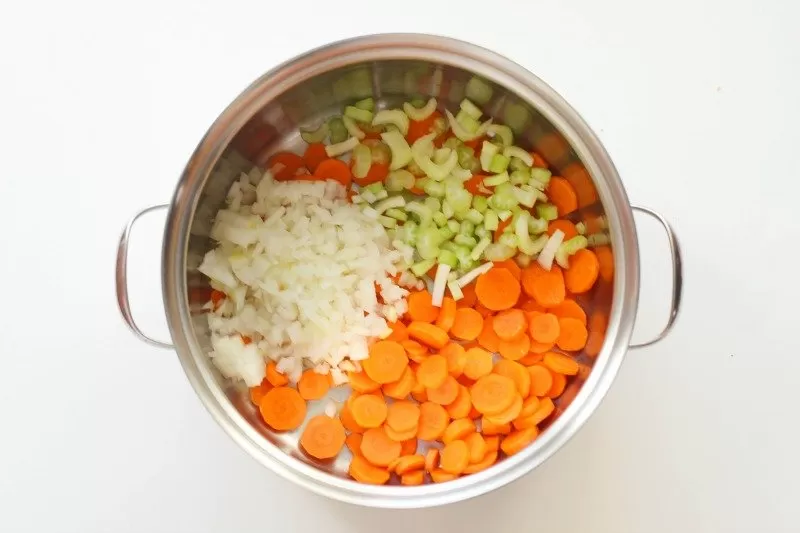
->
(385, 424, 419, 442)
(547, 371, 567, 398)
(249, 378, 272, 405)
(457, 283, 478, 308)
(427, 375, 459, 405)
(268, 152, 305, 181)
(434, 297, 457, 332)
(445, 385, 472, 419)
(417, 402, 450, 440)
(386, 320, 409, 342)
(492, 309, 527, 341)
(500, 427, 539, 456)
(300, 415, 346, 460)
(303, 143, 328, 173)
(400, 470, 424, 486)
(386, 401, 421, 433)
(266, 361, 289, 387)
(513, 397, 555, 429)
(313, 158, 352, 187)
(528, 364, 554, 397)
(481, 417, 511, 436)
(393, 455, 426, 475)
(349, 455, 390, 485)
(450, 308, 484, 341)
(531, 151, 549, 169)
(528, 312, 561, 344)
(475, 268, 521, 311)
(518, 352, 544, 366)
(401, 438, 418, 456)
(485, 393, 523, 425)
(411, 388, 428, 403)
(519, 299, 545, 313)
(353, 162, 389, 187)
(406, 111, 443, 144)
(493, 259, 522, 281)
(564, 249, 600, 294)
(477, 316, 502, 353)
(383, 366, 415, 399)
(442, 418, 476, 444)
(430, 469, 459, 483)
(440, 440, 470, 475)
(546, 176, 578, 216)
(470, 374, 516, 415)
(416, 354, 448, 389)
(556, 318, 589, 352)
(425, 448, 440, 472)
(350, 394, 388, 429)
(498, 333, 531, 361)
(493, 360, 531, 398)
(585, 330, 605, 358)
(298, 370, 331, 401)
(528, 338, 555, 354)
(360, 428, 401, 467)
(519, 395, 540, 419)
(521, 263, 566, 308)
(259, 387, 307, 431)
(401, 339, 429, 364)
(340, 405, 365, 434)
(407, 322, 449, 349)
(595, 245, 614, 283)
(348, 371, 381, 393)
(484, 435, 500, 452)
(345, 432, 363, 456)
(363, 340, 408, 384)
(463, 347, 494, 380)
(442, 342, 467, 378)
(463, 450, 498, 474)
(548, 299, 587, 325)
(547, 219, 578, 240)
(464, 432, 487, 463)
(407, 290, 439, 323)
(543, 351, 580, 376)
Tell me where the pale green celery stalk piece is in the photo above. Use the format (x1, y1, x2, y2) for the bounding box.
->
(459, 98, 482, 120)
(379, 216, 397, 229)
(489, 183, 519, 211)
(483, 243, 515, 261)
(484, 171, 509, 187)
(588, 233, 611, 246)
(503, 146, 533, 167)
(471, 195, 488, 213)
(385, 208, 408, 221)
(530, 167, 552, 187)
(480, 141, 499, 172)
(529, 234, 549, 255)
(575, 222, 587, 235)
(512, 186, 537, 208)
(424, 180, 446, 198)
(456, 110, 480, 133)
(454, 234, 477, 248)
(475, 225, 489, 239)
(437, 249, 459, 268)
(465, 208, 484, 225)
(442, 199, 455, 219)
(403, 98, 437, 121)
(555, 235, 589, 269)
(381, 130, 413, 170)
(405, 202, 433, 226)
(528, 216, 548, 235)
(487, 124, 513, 146)
(459, 220, 475, 235)
(403, 221, 419, 244)
(489, 154, 510, 174)
(438, 225, 456, 240)
(351, 144, 372, 179)
(373, 109, 410, 135)
(510, 169, 530, 185)
(498, 233, 518, 248)
(327, 117, 348, 144)
(446, 219, 460, 233)
(374, 196, 405, 214)
(483, 210, 499, 231)
(300, 122, 329, 143)
(342, 116, 366, 140)
(345, 105, 374, 123)
(416, 226, 446, 260)
(465, 76, 493, 104)
(385, 169, 415, 192)
(536, 203, 558, 221)
(364, 182, 385, 194)
(354, 98, 375, 111)
(497, 210, 513, 222)
(411, 259, 436, 277)
(433, 212, 448, 227)
(424, 197, 441, 212)
(470, 236, 492, 261)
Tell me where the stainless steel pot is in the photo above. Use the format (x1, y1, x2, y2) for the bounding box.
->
(115, 34, 682, 508)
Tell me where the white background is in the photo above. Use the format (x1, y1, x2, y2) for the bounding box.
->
(1, 0, 799, 531)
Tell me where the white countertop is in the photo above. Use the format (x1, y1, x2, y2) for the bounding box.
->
(2, 0, 799, 531)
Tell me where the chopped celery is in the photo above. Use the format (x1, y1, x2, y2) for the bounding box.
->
(351, 144, 372, 179)
(403, 221, 419, 244)
(446, 219, 460, 233)
(416, 226, 446, 260)
(375, 196, 405, 214)
(433, 212, 448, 227)
(528, 216, 548, 235)
(300, 122, 328, 143)
(470, 236, 491, 261)
(325, 136, 359, 157)
(575, 222, 587, 235)
(411, 133, 458, 181)
(354, 97, 375, 112)
(437, 249, 459, 268)
(327, 117, 348, 144)
(459, 98, 482, 120)
(457, 262, 494, 287)
(350, 194, 365, 204)
(424, 197, 441, 212)
(342, 115, 366, 140)
(456, 146, 480, 173)
(484, 171, 510, 187)
(410, 259, 436, 277)
(536, 203, 559, 221)
(415, 177, 429, 191)
(510, 169, 530, 185)
(452, 244, 475, 270)
(512, 185, 537, 208)
(456, 110, 480, 133)
(373, 109, 410, 135)
(360, 190, 377, 204)
(447, 281, 464, 301)
(555, 235, 589, 268)
(443, 137, 463, 150)
(529, 234, 549, 255)
(379, 215, 397, 229)
(516, 254, 531, 268)
(424, 180, 446, 198)
(451, 164, 473, 180)
(483, 243, 515, 261)
(503, 146, 534, 167)
(502, 101, 531, 133)
(364, 182, 385, 195)
(438, 225, 456, 240)
(433, 147, 452, 165)
(480, 141, 499, 172)
(361, 206, 379, 219)
(497, 210, 513, 222)
(454, 233, 477, 247)
(374, 190, 388, 201)
(498, 233, 518, 248)
(465, 76, 493, 105)
(514, 211, 536, 255)
(588, 233, 611, 246)
(475, 225, 489, 239)
(403, 98, 437, 121)
(345, 105, 374, 123)
(385, 208, 408, 221)
(459, 220, 475, 235)
(406, 202, 433, 226)
(489, 154, 510, 174)
(380, 130, 413, 170)
(509, 157, 529, 173)
(445, 109, 491, 142)
(489, 183, 519, 211)
(472, 195, 488, 213)
(385, 169, 415, 192)
(444, 178, 473, 213)
(535, 189, 549, 203)
(465, 208, 484, 225)
(431, 116, 448, 138)
(530, 167, 552, 186)
(483, 210, 499, 231)
(487, 124, 513, 146)
(442, 199, 455, 219)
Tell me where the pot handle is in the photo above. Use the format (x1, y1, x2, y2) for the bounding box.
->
(629, 206, 683, 349)
(115, 204, 174, 349)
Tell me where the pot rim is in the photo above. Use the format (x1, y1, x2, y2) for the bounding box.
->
(162, 33, 639, 508)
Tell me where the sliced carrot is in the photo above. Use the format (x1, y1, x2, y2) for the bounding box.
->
(425, 448, 440, 472)
(519, 395, 540, 419)
(442, 418, 476, 444)
(298, 370, 331, 401)
(440, 440, 470, 475)
(386, 320, 409, 342)
(543, 351, 580, 376)
(407, 290, 439, 323)
(350, 393, 388, 429)
(463, 347, 494, 380)
(303, 143, 328, 173)
(493, 259, 522, 281)
(494, 217, 512, 242)
(548, 299, 587, 326)
(265, 361, 289, 387)
(442, 342, 467, 378)
(363, 340, 408, 384)
(427, 375, 459, 405)
(401, 438, 418, 456)
(463, 450, 498, 474)
(556, 317, 589, 352)
(313, 158, 352, 187)
(249, 378, 272, 405)
(385, 424, 419, 442)
(485, 393, 523, 425)
(464, 174, 491, 196)
(493, 360, 531, 398)
(531, 151, 549, 169)
(347, 371, 381, 393)
(477, 316, 502, 353)
(595, 245, 614, 283)
(430, 469, 459, 483)
(513, 397, 555, 429)
(407, 322, 449, 349)
(546, 176, 578, 216)
(521, 263, 566, 308)
(492, 309, 527, 341)
(500, 427, 539, 456)
(528, 312, 561, 344)
(434, 297, 457, 332)
(416, 354, 448, 389)
(383, 366, 415, 399)
(445, 385, 472, 419)
(399, 470, 424, 486)
(259, 387, 307, 431)
(480, 417, 511, 436)
(564, 249, 600, 294)
(406, 111, 443, 144)
(457, 283, 478, 308)
(393, 455, 426, 475)
(497, 333, 531, 361)
(411, 388, 428, 403)
(464, 432, 487, 463)
(519, 299, 545, 313)
(340, 405, 365, 434)
(484, 435, 500, 452)
(348, 455, 390, 485)
(209, 289, 226, 309)
(353, 162, 389, 187)
(585, 330, 605, 358)
(450, 308, 484, 341)
(474, 302, 494, 318)
(546, 371, 567, 398)
(386, 401, 421, 433)
(401, 339, 429, 364)
(300, 415, 346, 459)
(268, 152, 305, 181)
(470, 374, 516, 415)
(475, 268, 521, 311)
(528, 364, 554, 397)
(417, 402, 450, 440)
(345, 432, 363, 456)
(360, 427, 402, 467)
(528, 338, 555, 354)
(547, 219, 578, 240)
(518, 352, 544, 366)
(577, 362, 592, 381)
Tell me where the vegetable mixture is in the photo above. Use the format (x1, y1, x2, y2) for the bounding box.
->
(201, 92, 612, 486)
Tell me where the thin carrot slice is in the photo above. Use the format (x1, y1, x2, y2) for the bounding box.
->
(360, 428, 402, 467)
(300, 415, 346, 459)
(434, 297, 457, 332)
(464, 432, 487, 463)
(519, 395, 540, 419)
(498, 333, 531, 361)
(353, 162, 389, 187)
(401, 438, 418, 456)
(400, 470, 425, 486)
(345, 432, 363, 456)
(340, 405, 364, 434)
(519, 299, 545, 313)
(595, 245, 614, 283)
(493, 360, 531, 398)
(556, 318, 589, 352)
(564, 249, 600, 294)
(348, 455, 390, 485)
(528, 338, 555, 354)
(513, 397, 555, 429)
(477, 316, 502, 353)
(485, 393, 523, 425)
(406, 110, 443, 144)
(265, 361, 289, 387)
(484, 435, 500, 452)
(470, 374, 516, 415)
(463, 450, 498, 474)
(249, 378, 272, 405)
(463, 347, 494, 380)
(303, 142, 328, 173)
(442, 418, 476, 444)
(427, 375, 459, 405)
(386, 401, 421, 433)
(450, 308, 484, 341)
(401, 339, 429, 364)
(518, 352, 544, 366)
(407, 290, 439, 323)
(547, 176, 578, 216)
(430, 469, 459, 483)
(268, 152, 305, 181)
(585, 330, 605, 358)
(350, 393, 388, 429)
(543, 352, 580, 375)
(298, 370, 331, 401)
(528, 312, 561, 344)
(386, 320, 409, 342)
(531, 151, 549, 169)
(440, 440, 470, 475)
(475, 268, 521, 311)
(416, 354, 448, 389)
(393, 455, 426, 475)
(457, 283, 478, 308)
(425, 448, 440, 472)
(348, 371, 381, 393)
(442, 342, 467, 378)
(383, 366, 416, 399)
(493, 259, 522, 281)
(480, 417, 511, 436)
(384, 424, 419, 442)
(501, 427, 539, 456)
(417, 402, 450, 440)
(363, 340, 409, 384)
(547, 372, 567, 398)
(528, 364, 554, 397)
(547, 219, 579, 240)
(492, 309, 527, 341)
(521, 263, 566, 308)
(313, 158, 352, 187)
(407, 322, 449, 349)
(548, 299, 587, 326)
(411, 388, 428, 403)
(259, 387, 307, 431)
(445, 385, 472, 419)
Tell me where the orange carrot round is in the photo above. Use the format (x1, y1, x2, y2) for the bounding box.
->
(519, 395, 540, 419)
(442, 418, 476, 444)
(384, 424, 419, 442)
(440, 440, 470, 475)
(268, 152, 305, 181)
(527, 364, 554, 397)
(416, 354, 448, 389)
(350, 393, 388, 429)
(303, 143, 328, 173)
(493, 359, 531, 398)
(595, 245, 614, 283)
(266, 361, 289, 387)
(547, 219, 578, 240)
(464, 432, 487, 463)
(484, 393, 523, 425)
(430, 469, 459, 483)
(400, 470, 425, 486)
(348, 371, 381, 393)
(546, 176, 578, 216)
(528, 338, 555, 354)
(249, 378, 272, 405)
(401, 438, 418, 456)
(543, 351, 580, 375)
(450, 308, 484, 341)
(519, 299, 546, 313)
(360, 427, 401, 467)
(445, 385, 472, 419)
(514, 396, 555, 429)
(546, 371, 567, 399)
(383, 366, 416, 399)
(417, 402, 450, 440)
(427, 375, 460, 405)
(345, 432, 363, 456)
(401, 339, 429, 364)
(259, 387, 307, 431)
(298, 370, 331, 400)
(500, 427, 539, 456)
(407, 322, 449, 349)
(548, 299, 587, 325)
(386, 320, 409, 342)
(493, 259, 522, 281)
(394, 455, 426, 475)
(484, 435, 500, 452)
(340, 405, 365, 434)
(497, 333, 531, 361)
(556, 317, 589, 352)
(300, 415, 346, 459)
(470, 374, 516, 415)
(386, 401, 421, 433)
(457, 283, 478, 308)
(564, 249, 600, 294)
(353, 162, 389, 187)
(518, 352, 544, 366)
(475, 268, 521, 311)
(521, 263, 566, 308)
(407, 290, 440, 323)
(528, 312, 561, 344)
(463, 347, 494, 380)
(434, 297, 457, 332)
(349, 455, 390, 485)
(492, 309, 527, 341)
(477, 316, 502, 353)
(480, 417, 511, 436)
(442, 342, 467, 378)
(313, 158, 352, 187)
(363, 340, 409, 384)
(463, 450, 498, 474)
